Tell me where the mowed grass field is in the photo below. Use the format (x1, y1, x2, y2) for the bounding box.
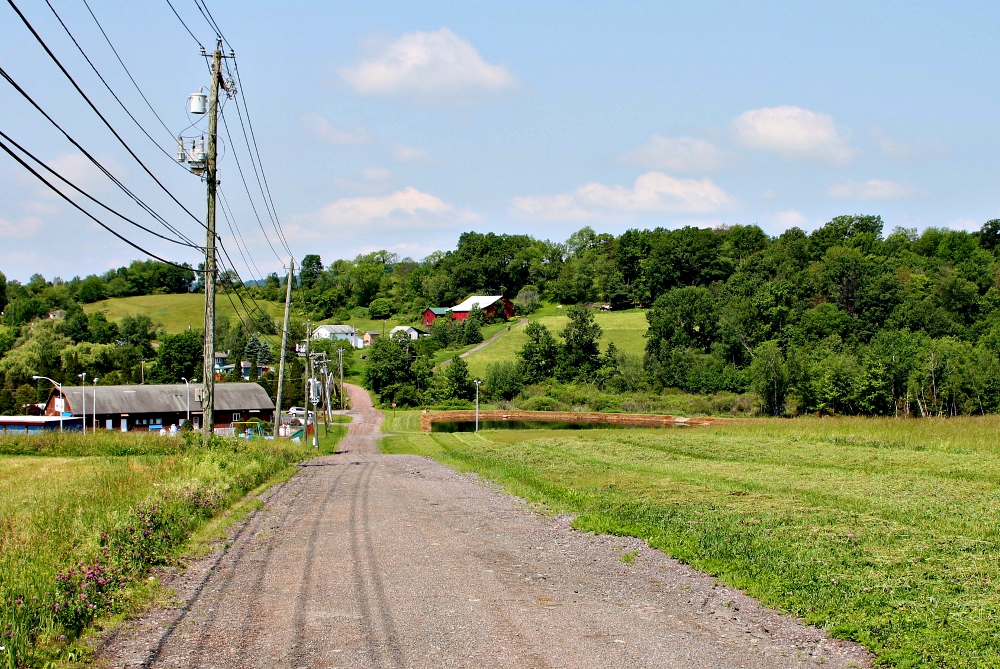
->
(84, 293, 285, 334)
(382, 416, 1000, 667)
(464, 309, 648, 378)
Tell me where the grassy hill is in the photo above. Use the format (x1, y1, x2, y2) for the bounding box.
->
(84, 293, 285, 334)
(464, 308, 648, 378)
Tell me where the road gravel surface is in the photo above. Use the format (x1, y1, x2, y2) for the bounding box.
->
(99, 384, 870, 668)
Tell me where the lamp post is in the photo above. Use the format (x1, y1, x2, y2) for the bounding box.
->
(33, 375, 64, 433)
(78, 372, 86, 433)
(92, 378, 99, 434)
(474, 379, 482, 432)
(181, 377, 191, 426)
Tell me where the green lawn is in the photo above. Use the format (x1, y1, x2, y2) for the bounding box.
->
(464, 309, 649, 378)
(84, 293, 285, 334)
(381, 416, 1000, 667)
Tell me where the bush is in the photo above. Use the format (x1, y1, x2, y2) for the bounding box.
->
(485, 361, 523, 401)
(520, 395, 563, 411)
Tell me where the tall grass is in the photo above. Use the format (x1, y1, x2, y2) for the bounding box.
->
(0, 432, 320, 667)
(382, 417, 1000, 667)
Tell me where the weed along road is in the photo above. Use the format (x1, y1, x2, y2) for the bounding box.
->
(101, 384, 868, 669)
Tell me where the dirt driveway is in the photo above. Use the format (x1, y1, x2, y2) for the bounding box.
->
(99, 384, 869, 668)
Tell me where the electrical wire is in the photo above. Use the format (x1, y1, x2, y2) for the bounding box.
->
(6, 0, 208, 233)
(78, 0, 176, 139)
(218, 109, 285, 263)
(193, 0, 229, 50)
(229, 59, 293, 256)
(0, 128, 203, 249)
(0, 135, 196, 270)
(164, 0, 204, 49)
(218, 185, 266, 284)
(44, 0, 185, 169)
(0, 65, 199, 247)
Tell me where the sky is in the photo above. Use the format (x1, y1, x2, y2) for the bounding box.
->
(2, 0, 999, 282)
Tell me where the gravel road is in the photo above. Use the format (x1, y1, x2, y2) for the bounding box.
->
(98, 384, 870, 669)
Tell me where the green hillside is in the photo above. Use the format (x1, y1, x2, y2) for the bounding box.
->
(84, 293, 285, 334)
(464, 309, 648, 378)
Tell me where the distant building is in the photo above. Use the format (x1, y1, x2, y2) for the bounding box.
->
(422, 307, 450, 328)
(42, 382, 274, 432)
(389, 325, 427, 340)
(0, 415, 84, 434)
(310, 324, 364, 349)
(422, 296, 514, 327)
(47, 310, 66, 320)
(363, 331, 380, 347)
(448, 295, 514, 322)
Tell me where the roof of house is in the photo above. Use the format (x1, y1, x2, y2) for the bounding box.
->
(425, 307, 450, 315)
(451, 295, 503, 312)
(52, 383, 274, 416)
(312, 324, 357, 335)
(389, 325, 427, 334)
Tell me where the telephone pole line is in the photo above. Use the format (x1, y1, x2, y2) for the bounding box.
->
(201, 39, 224, 447)
(273, 258, 294, 438)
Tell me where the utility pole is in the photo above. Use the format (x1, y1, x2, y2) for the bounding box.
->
(201, 39, 223, 447)
(304, 320, 317, 448)
(337, 347, 344, 411)
(273, 258, 293, 438)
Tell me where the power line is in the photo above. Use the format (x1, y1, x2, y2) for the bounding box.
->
(0, 64, 199, 247)
(43, 0, 184, 168)
(0, 134, 196, 270)
(78, 0, 176, 140)
(193, 0, 229, 49)
(0, 128, 203, 249)
(218, 108, 285, 263)
(164, 0, 204, 49)
(229, 59, 293, 256)
(219, 185, 266, 284)
(6, 0, 207, 232)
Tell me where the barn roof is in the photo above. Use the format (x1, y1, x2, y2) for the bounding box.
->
(425, 307, 450, 315)
(52, 383, 274, 416)
(451, 295, 503, 312)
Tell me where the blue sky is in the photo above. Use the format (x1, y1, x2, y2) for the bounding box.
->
(2, 0, 999, 281)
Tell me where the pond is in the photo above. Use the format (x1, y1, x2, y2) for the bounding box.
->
(430, 420, 679, 432)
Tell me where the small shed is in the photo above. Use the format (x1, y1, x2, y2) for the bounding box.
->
(389, 325, 427, 340)
(422, 307, 450, 328)
(363, 331, 380, 347)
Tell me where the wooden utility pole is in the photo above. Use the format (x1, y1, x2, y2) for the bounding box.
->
(273, 258, 294, 437)
(338, 346, 344, 411)
(202, 39, 223, 447)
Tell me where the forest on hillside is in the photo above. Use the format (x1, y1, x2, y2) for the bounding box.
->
(4, 214, 1000, 416)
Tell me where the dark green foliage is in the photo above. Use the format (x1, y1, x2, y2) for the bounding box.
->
(555, 305, 602, 382)
(152, 330, 203, 383)
(517, 321, 558, 383)
(485, 361, 523, 401)
(299, 254, 323, 288)
(442, 356, 476, 401)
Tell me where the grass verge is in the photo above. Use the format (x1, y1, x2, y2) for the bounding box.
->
(381, 416, 1000, 667)
(0, 428, 346, 668)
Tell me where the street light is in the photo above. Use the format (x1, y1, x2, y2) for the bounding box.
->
(78, 372, 87, 434)
(33, 375, 64, 433)
(92, 378, 99, 435)
(473, 379, 482, 432)
(181, 377, 191, 427)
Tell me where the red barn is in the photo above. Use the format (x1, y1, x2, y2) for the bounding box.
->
(449, 295, 515, 322)
(422, 307, 450, 328)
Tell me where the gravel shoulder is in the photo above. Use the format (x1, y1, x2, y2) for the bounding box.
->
(97, 384, 871, 668)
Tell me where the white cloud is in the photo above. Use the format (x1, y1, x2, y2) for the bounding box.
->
(393, 144, 429, 163)
(510, 171, 738, 222)
(760, 189, 778, 200)
(0, 215, 42, 238)
(298, 112, 370, 144)
(15, 152, 123, 198)
(619, 136, 728, 172)
(360, 167, 392, 181)
(826, 179, 920, 200)
(339, 28, 517, 100)
(732, 106, 857, 165)
(289, 187, 480, 237)
(775, 210, 806, 226)
(870, 127, 951, 161)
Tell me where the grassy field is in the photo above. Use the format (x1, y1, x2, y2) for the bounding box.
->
(84, 293, 285, 334)
(381, 415, 1000, 667)
(0, 429, 344, 668)
(464, 309, 648, 378)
